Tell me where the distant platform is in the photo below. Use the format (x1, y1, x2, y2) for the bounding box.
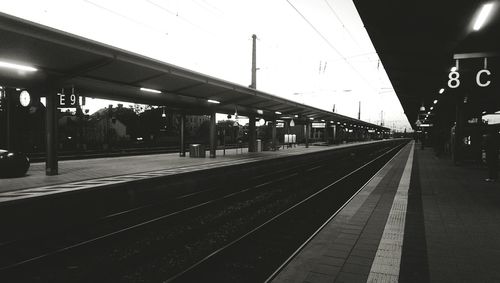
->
(0, 142, 379, 203)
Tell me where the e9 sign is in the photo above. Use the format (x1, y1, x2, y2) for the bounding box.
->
(57, 92, 79, 108)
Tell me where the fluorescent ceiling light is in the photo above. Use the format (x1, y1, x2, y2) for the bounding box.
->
(433, 99, 438, 104)
(473, 3, 494, 31)
(0, 60, 37, 72)
(257, 109, 264, 115)
(439, 88, 445, 94)
(207, 99, 220, 104)
(430, 106, 434, 110)
(275, 111, 282, 115)
(140, 87, 161, 93)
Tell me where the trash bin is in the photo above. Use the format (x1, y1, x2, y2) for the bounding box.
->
(189, 144, 206, 157)
(256, 139, 262, 152)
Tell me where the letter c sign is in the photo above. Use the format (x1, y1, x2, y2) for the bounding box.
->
(476, 69, 491, 87)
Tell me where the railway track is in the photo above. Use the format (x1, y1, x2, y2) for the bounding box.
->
(0, 140, 408, 282)
(167, 141, 407, 282)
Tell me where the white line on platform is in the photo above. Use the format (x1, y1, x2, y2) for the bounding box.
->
(367, 141, 414, 283)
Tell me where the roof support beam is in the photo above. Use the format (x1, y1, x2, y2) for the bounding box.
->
(453, 52, 499, 59)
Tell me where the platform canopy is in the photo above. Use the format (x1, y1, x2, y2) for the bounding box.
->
(0, 12, 388, 131)
(354, 1, 500, 129)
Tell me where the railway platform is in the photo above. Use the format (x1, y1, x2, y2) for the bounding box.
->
(272, 141, 500, 282)
(0, 142, 373, 203)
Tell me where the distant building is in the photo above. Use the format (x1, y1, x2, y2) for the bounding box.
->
(185, 115, 210, 136)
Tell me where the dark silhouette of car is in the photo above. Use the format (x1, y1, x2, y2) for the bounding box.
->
(0, 149, 30, 177)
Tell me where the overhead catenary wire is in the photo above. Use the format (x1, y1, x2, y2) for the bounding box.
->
(323, 0, 362, 49)
(285, 0, 377, 91)
(84, 0, 169, 36)
(145, 0, 216, 36)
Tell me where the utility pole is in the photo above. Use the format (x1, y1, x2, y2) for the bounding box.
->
(248, 34, 257, 152)
(251, 34, 257, 89)
(358, 101, 361, 120)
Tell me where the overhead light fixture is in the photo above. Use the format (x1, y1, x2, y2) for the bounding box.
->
(0, 60, 37, 72)
(162, 107, 166, 118)
(450, 66, 457, 72)
(207, 99, 220, 104)
(439, 88, 445, 94)
(294, 114, 299, 118)
(433, 99, 438, 104)
(257, 109, 264, 115)
(290, 119, 295, 127)
(140, 87, 161, 94)
(419, 103, 426, 111)
(275, 111, 282, 115)
(430, 106, 434, 110)
(473, 3, 494, 31)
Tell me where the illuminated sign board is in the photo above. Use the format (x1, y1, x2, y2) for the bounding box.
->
(57, 91, 79, 108)
(448, 69, 493, 88)
(312, 122, 326, 128)
(448, 56, 496, 89)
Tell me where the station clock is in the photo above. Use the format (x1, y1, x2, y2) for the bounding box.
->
(19, 90, 31, 107)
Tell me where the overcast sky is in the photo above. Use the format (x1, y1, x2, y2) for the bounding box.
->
(1, 0, 412, 131)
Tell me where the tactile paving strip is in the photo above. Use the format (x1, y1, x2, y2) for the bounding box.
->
(367, 142, 414, 282)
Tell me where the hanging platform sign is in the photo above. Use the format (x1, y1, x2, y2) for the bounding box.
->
(57, 87, 79, 108)
(449, 54, 498, 89)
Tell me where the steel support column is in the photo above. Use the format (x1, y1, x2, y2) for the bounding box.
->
(324, 123, 329, 145)
(179, 112, 185, 157)
(271, 118, 277, 150)
(209, 112, 216, 158)
(5, 88, 16, 151)
(305, 121, 310, 148)
(453, 100, 465, 163)
(46, 91, 58, 175)
(248, 114, 256, 152)
(333, 124, 337, 144)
